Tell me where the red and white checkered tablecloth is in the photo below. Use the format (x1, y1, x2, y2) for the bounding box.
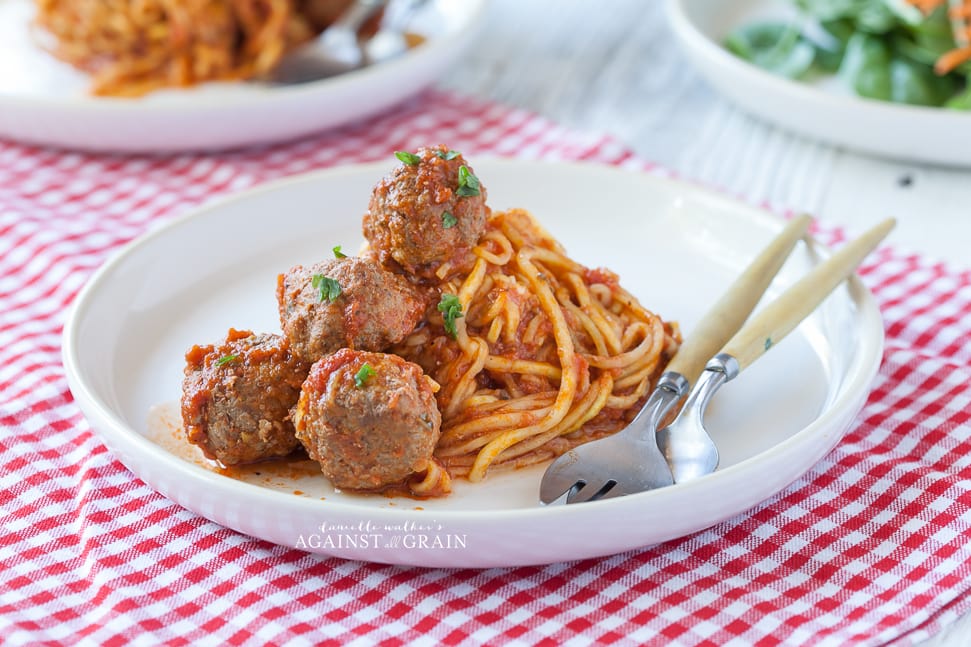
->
(3, 89, 971, 646)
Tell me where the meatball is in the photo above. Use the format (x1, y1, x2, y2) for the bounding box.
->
(277, 256, 426, 363)
(293, 349, 442, 491)
(181, 329, 310, 466)
(363, 145, 489, 281)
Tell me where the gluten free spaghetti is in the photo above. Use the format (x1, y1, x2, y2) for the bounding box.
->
(181, 146, 680, 498)
(392, 208, 680, 483)
(33, 0, 353, 96)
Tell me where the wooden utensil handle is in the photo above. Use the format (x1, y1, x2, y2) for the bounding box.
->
(721, 218, 895, 371)
(665, 214, 812, 386)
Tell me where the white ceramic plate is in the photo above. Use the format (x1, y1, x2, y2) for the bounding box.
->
(0, 0, 483, 152)
(62, 159, 884, 567)
(667, 0, 971, 166)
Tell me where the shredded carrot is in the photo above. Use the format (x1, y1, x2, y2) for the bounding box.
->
(907, 0, 945, 11)
(906, 0, 971, 75)
(935, 45, 971, 73)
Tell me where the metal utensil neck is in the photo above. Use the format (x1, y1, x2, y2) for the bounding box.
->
(657, 370, 690, 397)
(704, 353, 740, 382)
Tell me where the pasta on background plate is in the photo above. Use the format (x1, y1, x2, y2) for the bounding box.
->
(32, 0, 356, 96)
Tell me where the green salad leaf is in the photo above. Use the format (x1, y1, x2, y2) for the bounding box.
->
(811, 19, 855, 72)
(890, 58, 959, 105)
(854, 3, 897, 34)
(945, 76, 971, 108)
(840, 32, 892, 100)
(724, 0, 971, 109)
(725, 22, 816, 79)
(794, 0, 863, 22)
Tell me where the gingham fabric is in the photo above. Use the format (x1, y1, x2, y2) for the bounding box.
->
(2, 89, 970, 646)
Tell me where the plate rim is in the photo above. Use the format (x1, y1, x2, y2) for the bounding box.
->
(666, 0, 971, 121)
(665, 0, 971, 164)
(0, 0, 487, 111)
(0, 0, 487, 152)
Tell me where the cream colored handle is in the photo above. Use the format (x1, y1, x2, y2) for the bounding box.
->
(721, 218, 895, 371)
(665, 214, 812, 386)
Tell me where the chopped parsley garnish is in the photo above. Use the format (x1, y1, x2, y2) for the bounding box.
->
(442, 211, 457, 229)
(456, 165, 481, 197)
(354, 363, 376, 388)
(438, 293, 463, 339)
(394, 150, 422, 166)
(311, 274, 342, 303)
(436, 149, 461, 160)
(216, 354, 238, 366)
(332, 245, 347, 259)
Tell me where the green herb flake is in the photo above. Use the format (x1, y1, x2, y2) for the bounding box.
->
(442, 211, 457, 229)
(438, 293, 464, 338)
(765, 337, 773, 351)
(311, 274, 342, 303)
(216, 354, 239, 366)
(354, 363, 376, 388)
(332, 245, 347, 259)
(436, 149, 461, 160)
(394, 150, 422, 166)
(456, 165, 481, 197)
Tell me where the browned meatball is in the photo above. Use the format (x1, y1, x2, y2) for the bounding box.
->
(181, 329, 310, 466)
(363, 145, 489, 281)
(277, 256, 426, 363)
(293, 348, 442, 491)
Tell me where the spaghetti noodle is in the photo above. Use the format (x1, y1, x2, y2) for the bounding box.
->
(392, 208, 681, 484)
(180, 147, 679, 498)
(32, 0, 341, 96)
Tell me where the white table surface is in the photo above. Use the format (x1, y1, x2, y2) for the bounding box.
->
(442, 1, 970, 644)
(443, 0, 971, 272)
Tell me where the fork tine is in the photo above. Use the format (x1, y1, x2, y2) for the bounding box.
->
(565, 479, 618, 504)
(541, 487, 573, 506)
(539, 451, 592, 504)
(539, 215, 815, 505)
(539, 385, 681, 504)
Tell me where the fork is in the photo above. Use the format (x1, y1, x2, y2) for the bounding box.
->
(656, 217, 895, 483)
(266, 0, 389, 84)
(267, 0, 427, 85)
(539, 214, 812, 505)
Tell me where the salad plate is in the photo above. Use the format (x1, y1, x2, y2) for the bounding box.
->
(667, 0, 971, 165)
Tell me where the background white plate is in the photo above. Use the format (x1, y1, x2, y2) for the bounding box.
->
(667, 0, 971, 166)
(0, 0, 483, 152)
(62, 159, 884, 567)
